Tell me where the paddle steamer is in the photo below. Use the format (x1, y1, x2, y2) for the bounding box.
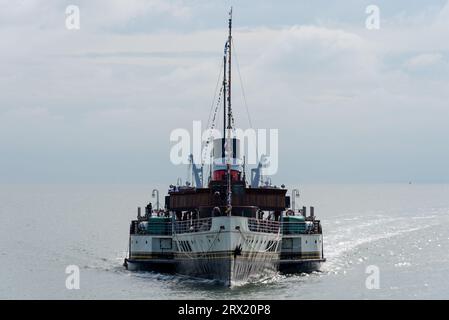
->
(124, 9, 325, 286)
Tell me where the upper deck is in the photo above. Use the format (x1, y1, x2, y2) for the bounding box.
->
(166, 180, 289, 212)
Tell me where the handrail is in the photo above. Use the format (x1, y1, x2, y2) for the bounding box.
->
(174, 217, 212, 234)
(132, 219, 172, 235)
(247, 218, 280, 234)
(281, 220, 321, 235)
(130, 216, 322, 236)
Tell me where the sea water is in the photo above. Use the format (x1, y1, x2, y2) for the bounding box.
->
(0, 183, 448, 299)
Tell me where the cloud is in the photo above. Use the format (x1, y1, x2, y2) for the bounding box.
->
(1, 1, 449, 183)
(79, 0, 191, 28)
(404, 53, 444, 68)
(0, 0, 191, 28)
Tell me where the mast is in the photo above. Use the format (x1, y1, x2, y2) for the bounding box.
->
(223, 47, 227, 141)
(227, 7, 232, 131)
(226, 7, 233, 214)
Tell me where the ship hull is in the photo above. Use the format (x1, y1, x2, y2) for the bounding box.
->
(279, 258, 325, 274)
(279, 233, 325, 274)
(124, 258, 175, 273)
(173, 216, 281, 286)
(175, 251, 279, 286)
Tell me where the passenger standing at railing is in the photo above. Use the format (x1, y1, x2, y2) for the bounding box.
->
(145, 202, 152, 219)
(274, 211, 280, 221)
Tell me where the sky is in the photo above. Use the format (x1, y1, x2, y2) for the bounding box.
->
(0, 0, 448, 184)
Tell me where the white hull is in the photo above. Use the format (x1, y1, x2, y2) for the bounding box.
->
(126, 216, 325, 285)
(172, 216, 280, 286)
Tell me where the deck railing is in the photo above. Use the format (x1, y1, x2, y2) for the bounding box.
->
(174, 217, 213, 234)
(281, 220, 322, 235)
(247, 218, 280, 234)
(131, 216, 321, 236)
(131, 220, 172, 235)
(146, 224, 172, 235)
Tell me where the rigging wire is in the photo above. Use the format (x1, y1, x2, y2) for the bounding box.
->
(232, 38, 253, 129)
(205, 59, 224, 132)
(200, 58, 224, 175)
(201, 86, 223, 166)
(201, 36, 255, 171)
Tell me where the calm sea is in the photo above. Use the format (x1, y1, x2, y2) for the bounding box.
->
(1, 183, 448, 299)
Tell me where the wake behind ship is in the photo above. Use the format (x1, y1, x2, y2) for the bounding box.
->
(124, 9, 325, 286)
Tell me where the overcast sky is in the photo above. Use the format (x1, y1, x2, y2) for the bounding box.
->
(1, 0, 448, 184)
